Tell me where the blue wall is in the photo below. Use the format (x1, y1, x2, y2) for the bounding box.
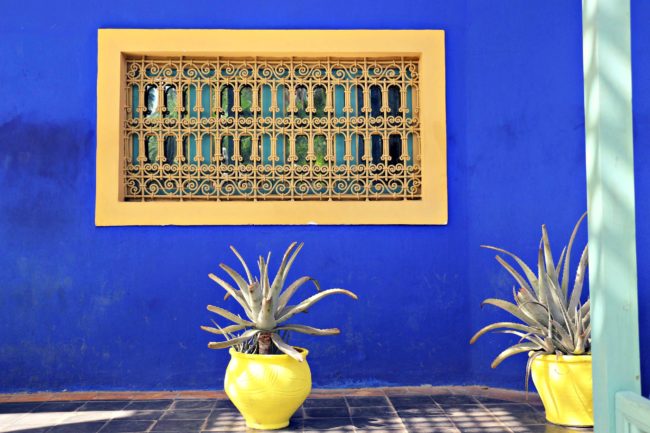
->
(0, 0, 644, 394)
(632, 0, 650, 398)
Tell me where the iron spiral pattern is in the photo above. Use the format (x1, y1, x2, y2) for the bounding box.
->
(123, 56, 421, 201)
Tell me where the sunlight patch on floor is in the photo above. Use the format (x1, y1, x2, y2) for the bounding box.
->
(0, 410, 134, 432)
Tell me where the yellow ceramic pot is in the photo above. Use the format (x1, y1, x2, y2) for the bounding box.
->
(224, 347, 311, 430)
(531, 354, 593, 427)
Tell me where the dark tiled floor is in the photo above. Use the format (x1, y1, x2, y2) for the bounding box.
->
(0, 389, 593, 433)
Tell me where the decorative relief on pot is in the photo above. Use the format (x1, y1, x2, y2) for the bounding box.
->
(224, 349, 311, 430)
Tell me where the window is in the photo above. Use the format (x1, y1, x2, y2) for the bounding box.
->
(96, 30, 447, 225)
(124, 56, 420, 201)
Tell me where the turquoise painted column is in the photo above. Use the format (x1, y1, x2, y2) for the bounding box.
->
(582, 0, 641, 432)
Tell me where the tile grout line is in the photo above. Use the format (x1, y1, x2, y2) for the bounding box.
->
(342, 395, 355, 433)
(385, 392, 408, 432)
(432, 395, 462, 433)
(1, 392, 576, 433)
(0, 404, 36, 430)
(475, 398, 518, 433)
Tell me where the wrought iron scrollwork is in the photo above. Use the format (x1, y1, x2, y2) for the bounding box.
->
(123, 56, 421, 201)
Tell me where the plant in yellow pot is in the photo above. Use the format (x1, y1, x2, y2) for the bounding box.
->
(470, 213, 593, 427)
(201, 242, 358, 430)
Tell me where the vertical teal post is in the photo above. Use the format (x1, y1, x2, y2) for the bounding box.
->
(582, 0, 641, 432)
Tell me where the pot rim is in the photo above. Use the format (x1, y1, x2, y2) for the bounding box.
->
(228, 346, 309, 360)
(532, 353, 592, 363)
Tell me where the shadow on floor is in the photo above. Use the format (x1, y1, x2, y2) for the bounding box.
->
(0, 388, 594, 433)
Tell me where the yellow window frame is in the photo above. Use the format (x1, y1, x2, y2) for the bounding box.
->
(96, 29, 447, 226)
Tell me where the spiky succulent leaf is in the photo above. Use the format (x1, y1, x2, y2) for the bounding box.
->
(480, 298, 542, 327)
(514, 289, 549, 327)
(276, 325, 340, 336)
(562, 212, 588, 296)
(258, 256, 270, 299)
(208, 329, 259, 350)
(207, 305, 253, 327)
(491, 342, 540, 368)
(568, 245, 589, 313)
(473, 214, 590, 377)
(208, 273, 253, 320)
(274, 243, 304, 300)
(269, 242, 302, 304)
(581, 299, 590, 316)
(218, 264, 252, 304)
(230, 246, 253, 284)
(525, 351, 547, 393)
(583, 323, 592, 343)
(544, 275, 568, 323)
(512, 288, 549, 327)
(247, 280, 262, 319)
(202, 243, 358, 357)
(494, 330, 546, 348)
(470, 322, 540, 344)
(582, 308, 590, 330)
(541, 225, 559, 284)
(256, 297, 276, 330)
(200, 324, 248, 335)
(573, 307, 586, 354)
(481, 245, 539, 293)
(271, 333, 304, 361)
(548, 320, 574, 352)
(536, 246, 549, 306)
(494, 255, 533, 293)
(276, 276, 321, 313)
(555, 247, 566, 281)
(276, 288, 358, 324)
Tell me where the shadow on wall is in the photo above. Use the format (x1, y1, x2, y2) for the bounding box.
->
(0, 116, 94, 229)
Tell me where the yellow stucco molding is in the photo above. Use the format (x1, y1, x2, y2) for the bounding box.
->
(96, 29, 447, 225)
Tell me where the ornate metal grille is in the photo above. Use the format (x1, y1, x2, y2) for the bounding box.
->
(123, 56, 421, 201)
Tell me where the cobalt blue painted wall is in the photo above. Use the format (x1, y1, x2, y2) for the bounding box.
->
(632, 0, 650, 398)
(0, 0, 640, 394)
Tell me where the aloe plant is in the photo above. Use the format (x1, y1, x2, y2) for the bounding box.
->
(201, 242, 358, 361)
(470, 213, 590, 385)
